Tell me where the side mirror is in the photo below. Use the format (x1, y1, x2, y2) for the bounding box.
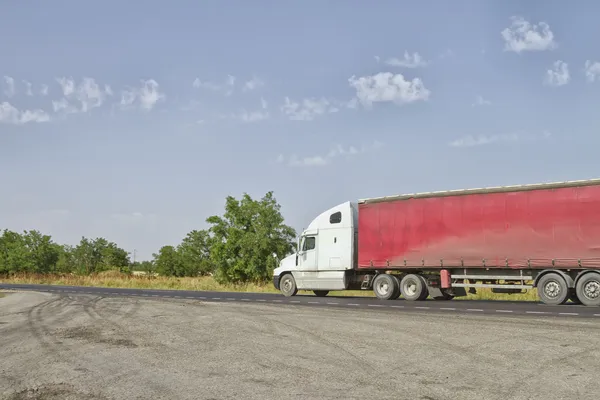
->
(295, 253, 299, 266)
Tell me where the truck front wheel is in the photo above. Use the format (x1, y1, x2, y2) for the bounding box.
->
(575, 272, 600, 307)
(280, 273, 298, 297)
(372, 274, 400, 300)
(536, 273, 569, 305)
(400, 274, 428, 301)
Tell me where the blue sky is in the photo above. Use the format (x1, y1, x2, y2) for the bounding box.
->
(2, 0, 600, 260)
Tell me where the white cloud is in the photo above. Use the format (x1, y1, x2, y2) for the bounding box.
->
(138, 79, 164, 110)
(23, 80, 33, 96)
(54, 77, 112, 114)
(193, 75, 236, 96)
(544, 60, 570, 86)
(120, 79, 165, 111)
(385, 51, 428, 68)
(260, 97, 268, 109)
(40, 84, 49, 96)
(348, 72, 430, 108)
(449, 131, 550, 148)
(243, 77, 265, 91)
(584, 60, 600, 82)
(240, 110, 269, 122)
(279, 141, 383, 167)
(374, 55, 381, 63)
(0, 101, 50, 125)
(281, 97, 339, 121)
(449, 133, 520, 147)
(501, 16, 556, 53)
(3, 76, 15, 97)
(56, 77, 75, 97)
(472, 95, 491, 106)
(52, 98, 78, 114)
(192, 78, 219, 91)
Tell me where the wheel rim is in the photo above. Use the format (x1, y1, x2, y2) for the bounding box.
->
(583, 279, 600, 300)
(544, 280, 562, 299)
(282, 277, 292, 292)
(403, 279, 417, 297)
(376, 280, 390, 295)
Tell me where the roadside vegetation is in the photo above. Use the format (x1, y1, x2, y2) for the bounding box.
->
(0, 191, 540, 302)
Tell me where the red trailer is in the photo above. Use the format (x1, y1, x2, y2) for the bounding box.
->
(273, 178, 600, 306)
(356, 178, 600, 306)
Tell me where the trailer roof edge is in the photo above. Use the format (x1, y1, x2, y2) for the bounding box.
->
(358, 177, 600, 204)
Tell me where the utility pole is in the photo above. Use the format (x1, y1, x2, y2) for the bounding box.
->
(133, 249, 137, 264)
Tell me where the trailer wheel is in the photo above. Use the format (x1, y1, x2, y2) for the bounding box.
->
(536, 273, 569, 305)
(313, 290, 329, 297)
(400, 274, 428, 301)
(280, 273, 298, 297)
(390, 275, 402, 300)
(575, 272, 600, 307)
(372, 274, 399, 300)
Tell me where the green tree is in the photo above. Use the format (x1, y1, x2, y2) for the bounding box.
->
(206, 191, 296, 284)
(22, 230, 60, 273)
(153, 245, 185, 277)
(138, 260, 156, 275)
(0, 230, 32, 274)
(55, 244, 76, 273)
(177, 229, 215, 276)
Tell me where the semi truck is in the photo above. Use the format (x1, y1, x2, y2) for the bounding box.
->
(272, 178, 600, 307)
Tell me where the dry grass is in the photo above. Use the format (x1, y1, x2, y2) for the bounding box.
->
(0, 272, 540, 302)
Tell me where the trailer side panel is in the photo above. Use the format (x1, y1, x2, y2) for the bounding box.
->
(357, 183, 600, 269)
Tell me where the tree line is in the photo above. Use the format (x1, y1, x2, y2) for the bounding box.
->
(0, 191, 297, 284)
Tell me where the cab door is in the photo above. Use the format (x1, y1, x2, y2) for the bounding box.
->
(298, 234, 318, 272)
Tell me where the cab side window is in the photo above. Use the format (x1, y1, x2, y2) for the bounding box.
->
(302, 236, 316, 251)
(330, 211, 342, 224)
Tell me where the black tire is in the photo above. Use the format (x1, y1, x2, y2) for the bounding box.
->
(313, 290, 329, 297)
(280, 273, 298, 297)
(372, 274, 399, 300)
(389, 275, 402, 300)
(575, 272, 600, 307)
(400, 274, 428, 301)
(536, 273, 569, 305)
(417, 275, 430, 300)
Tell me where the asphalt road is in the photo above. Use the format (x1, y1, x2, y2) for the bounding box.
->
(1, 283, 599, 319)
(1, 290, 600, 400)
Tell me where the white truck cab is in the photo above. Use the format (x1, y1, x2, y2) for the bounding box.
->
(273, 201, 358, 296)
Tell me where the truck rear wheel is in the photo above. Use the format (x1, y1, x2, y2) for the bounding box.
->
(390, 275, 401, 300)
(575, 272, 600, 307)
(536, 273, 569, 305)
(313, 290, 329, 297)
(280, 273, 298, 297)
(400, 274, 428, 301)
(372, 274, 400, 300)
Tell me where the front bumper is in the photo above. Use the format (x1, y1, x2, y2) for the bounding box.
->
(273, 275, 280, 290)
